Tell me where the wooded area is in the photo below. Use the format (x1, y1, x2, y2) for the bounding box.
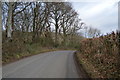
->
(2, 2, 82, 44)
(2, 2, 86, 64)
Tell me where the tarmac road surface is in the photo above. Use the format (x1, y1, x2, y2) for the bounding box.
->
(3, 51, 80, 78)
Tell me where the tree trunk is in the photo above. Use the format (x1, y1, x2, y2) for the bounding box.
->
(55, 22, 58, 46)
(6, 2, 14, 39)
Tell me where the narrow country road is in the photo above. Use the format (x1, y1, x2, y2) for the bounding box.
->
(3, 51, 80, 78)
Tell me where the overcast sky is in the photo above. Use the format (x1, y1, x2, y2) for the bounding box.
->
(71, 0, 119, 35)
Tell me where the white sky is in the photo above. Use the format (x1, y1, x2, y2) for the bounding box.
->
(71, 0, 119, 34)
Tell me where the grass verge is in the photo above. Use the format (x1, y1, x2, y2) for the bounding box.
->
(2, 44, 60, 66)
(74, 52, 91, 78)
(75, 52, 105, 78)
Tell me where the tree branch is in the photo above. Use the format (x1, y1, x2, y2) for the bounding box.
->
(13, 3, 31, 16)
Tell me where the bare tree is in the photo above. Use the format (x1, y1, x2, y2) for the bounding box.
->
(49, 2, 64, 46)
(4, 2, 31, 39)
(87, 26, 101, 38)
(60, 3, 78, 44)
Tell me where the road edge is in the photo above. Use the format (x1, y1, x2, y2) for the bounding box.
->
(73, 51, 92, 79)
(2, 49, 60, 66)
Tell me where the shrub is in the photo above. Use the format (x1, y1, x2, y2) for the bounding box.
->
(78, 31, 120, 78)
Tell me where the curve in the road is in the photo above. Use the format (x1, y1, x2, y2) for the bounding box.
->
(3, 51, 80, 78)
